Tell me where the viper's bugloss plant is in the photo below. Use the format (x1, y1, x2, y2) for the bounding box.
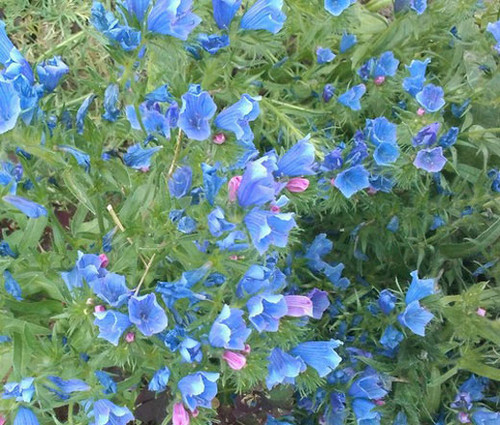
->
(0, 0, 499, 424)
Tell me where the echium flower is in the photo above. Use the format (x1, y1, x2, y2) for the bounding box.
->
(178, 372, 219, 411)
(209, 305, 251, 350)
(214, 94, 261, 142)
(213, 0, 243, 29)
(240, 0, 286, 34)
(266, 348, 306, 389)
(324, 0, 356, 16)
(290, 340, 343, 377)
(128, 293, 168, 337)
(178, 84, 217, 141)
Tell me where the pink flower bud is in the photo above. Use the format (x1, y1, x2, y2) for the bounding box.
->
(476, 307, 486, 317)
(286, 177, 310, 193)
(229, 255, 239, 261)
(374, 76, 385, 85)
(367, 187, 378, 195)
(458, 412, 470, 424)
(284, 295, 314, 317)
(223, 350, 247, 370)
(192, 409, 199, 418)
(330, 178, 335, 186)
(94, 305, 106, 313)
(270, 205, 281, 213)
(228, 176, 242, 202)
(374, 399, 385, 406)
(99, 253, 109, 268)
(0, 415, 6, 425)
(125, 332, 135, 343)
(173, 403, 190, 425)
(213, 133, 226, 145)
(140, 166, 150, 173)
(243, 344, 251, 354)
(417, 107, 425, 116)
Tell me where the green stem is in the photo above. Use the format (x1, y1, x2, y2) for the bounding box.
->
(39, 32, 86, 60)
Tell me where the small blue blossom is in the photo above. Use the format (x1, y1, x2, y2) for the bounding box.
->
(316, 47, 336, 64)
(266, 348, 306, 389)
(348, 370, 389, 399)
(398, 300, 434, 336)
(14, 407, 39, 425)
(76, 94, 96, 135)
(3, 270, 22, 300)
(58, 145, 90, 172)
(487, 20, 500, 53)
(240, 0, 287, 34)
(378, 289, 396, 314)
(94, 310, 132, 346)
(277, 135, 316, 177)
(61, 251, 106, 292)
(209, 304, 251, 350)
(438, 127, 459, 149)
(122, 0, 151, 21)
(340, 33, 357, 53)
(410, 0, 427, 14)
(0, 240, 17, 258)
(471, 409, 500, 425)
(128, 293, 168, 336)
(213, 0, 243, 29)
(290, 340, 342, 377)
(202, 162, 226, 205)
(147, 0, 201, 40)
(386, 215, 400, 233)
(412, 122, 440, 147)
(178, 84, 217, 141)
(324, 0, 356, 16)
(102, 84, 120, 122)
(430, 214, 446, 230)
(36, 56, 69, 92)
(374, 51, 399, 78)
(148, 367, 171, 392)
(405, 270, 435, 304)
(3, 195, 47, 218)
(46, 376, 90, 398)
(380, 325, 404, 350)
(177, 215, 197, 233)
(237, 156, 277, 207)
(198, 33, 230, 54)
(125, 102, 171, 137)
(92, 273, 130, 307)
(338, 84, 366, 111)
(334, 165, 370, 198)
(216, 230, 249, 251)
(178, 337, 203, 363)
(168, 166, 193, 198)
(352, 398, 381, 425)
(95, 370, 117, 394)
(88, 399, 134, 425)
(413, 147, 447, 173)
(178, 371, 219, 411)
(3, 377, 35, 402)
(247, 293, 287, 332)
(237, 264, 286, 297)
(403, 58, 430, 97)
(322, 84, 335, 103)
(214, 94, 260, 142)
(207, 207, 235, 237)
(124, 143, 162, 170)
(415, 84, 445, 112)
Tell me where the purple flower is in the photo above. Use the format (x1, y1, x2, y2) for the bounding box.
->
(240, 0, 287, 34)
(338, 84, 366, 111)
(284, 295, 313, 317)
(308, 288, 330, 319)
(413, 147, 447, 173)
(438, 127, 459, 149)
(128, 293, 168, 336)
(415, 84, 445, 112)
(178, 84, 217, 141)
(412, 122, 440, 147)
(209, 305, 251, 350)
(334, 165, 370, 198)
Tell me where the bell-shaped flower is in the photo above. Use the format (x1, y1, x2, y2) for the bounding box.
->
(198, 33, 230, 54)
(94, 310, 131, 346)
(213, 0, 243, 29)
(415, 84, 445, 112)
(413, 147, 447, 173)
(397, 300, 434, 336)
(333, 165, 370, 198)
(2, 377, 35, 402)
(209, 305, 251, 350)
(214, 94, 260, 142)
(124, 144, 162, 170)
(178, 84, 216, 140)
(247, 293, 287, 332)
(92, 273, 130, 307)
(3, 195, 47, 218)
(276, 136, 315, 177)
(202, 162, 226, 205)
(128, 293, 168, 337)
(147, 0, 201, 41)
(148, 367, 171, 393)
(36, 56, 69, 92)
(266, 348, 306, 389)
(13, 407, 39, 425)
(338, 84, 366, 111)
(178, 371, 219, 411)
(403, 58, 430, 97)
(290, 340, 342, 377)
(88, 399, 134, 425)
(168, 166, 193, 198)
(405, 270, 436, 304)
(240, 0, 286, 34)
(237, 156, 277, 207)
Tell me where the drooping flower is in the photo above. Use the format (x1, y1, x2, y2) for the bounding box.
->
(247, 293, 287, 332)
(2, 377, 35, 402)
(148, 367, 171, 392)
(94, 310, 132, 346)
(209, 305, 251, 350)
(36, 56, 69, 92)
(213, 0, 243, 29)
(351, 398, 381, 425)
(405, 270, 436, 304)
(324, 0, 356, 16)
(340, 33, 357, 53)
(413, 147, 447, 173)
(403, 58, 430, 97)
(3, 195, 47, 218)
(266, 348, 306, 389)
(240, 0, 287, 34)
(3, 270, 22, 300)
(102, 84, 120, 122)
(223, 350, 247, 370)
(178, 84, 217, 141)
(316, 47, 336, 64)
(128, 293, 168, 336)
(398, 300, 434, 336)
(202, 162, 226, 205)
(168, 166, 193, 198)
(178, 372, 219, 411)
(284, 295, 314, 317)
(415, 84, 445, 112)
(207, 207, 235, 237)
(277, 136, 316, 177)
(123, 144, 162, 170)
(412, 122, 440, 147)
(46, 376, 90, 399)
(487, 20, 500, 53)
(58, 145, 91, 172)
(13, 407, 39, 425)
(95, 370, 117, 394)
(308, 288, 330, 319)
(244, 208, 296, 254)
(76, 94, 96, 135)
(290, 340, 342, 377)
(88, 399, 134, 425)
(198, 33, 230, 54)
(338, 84, 366, 111)
(214, 94, 260, 142)
(333, 165, 370, 198)
(92, 273, 130, 307)
(147, 0, 202, 40)
(380, 325, 404, 351)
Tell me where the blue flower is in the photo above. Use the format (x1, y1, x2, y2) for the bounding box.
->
(459, 375, 489, 401)
(415, 84, 445, 112)
(412, 122, 440, 147)
(178, 216, 197, 233)
(378, 289, 396, 314)
(277, 136, 316, 177)
(3, 270, 22, 300)
(244, 208, 296, 254)
(3, 195, 47, 218)
(213, 0, 242, 29)
(471, 409, 500, 425)
(430, 214, 446, 230)
(334, 165, 370, 198)
(216, 230, 249, 251)
(36, 56, 69, 92)
(0, 20, 15, 64)
(61, 251, 106, 292)
(0, 240, 17, 257)
(352, 398, 381, 425)
(102, 84, 120, 122)
(178, 371, 219, 411)
(398, 300, 434, 336)
(237, 264, 285, 297)
(148, 367, 171, 392)
(214, 94, 260, 142)
(178, 84, 217, 141)
(178, 337, 203, 363)
(413, 147, 447, 173)
(322, 84, 335, 103)
(366, 117, 397, 146)
(348, 370, 388, 399)
(324, 0, 356, 16)
(308, 288, 330, 319)
(46, 376, 90, 398)
(95, 370, 117, 394)
(124, 143, 162, 170)
(168, 166, 193, 198)
(209, 305, 251, 350)
(290, 340, 342, 378)
(145, 84, 175, 103)
(317, 47, 336, 64)
(92, 273, 130, 307)
(207, 207, 235, 237)
(3, 377, 35, 402)
(76, 94, 96, 134)
(237, 156, 277, 207)
(338, 84, 366, 111)
(125, 102, 171, 137)
(410, 0, 427, 14)
(88, 399, 134, 425)
(0, 81, 20, 134)
(128, 293, 168, 336)
(340, 33, 356, 53)
(198, 33, 230, 54)
(373, 142, 399, 166)
(123, 0, 151, 21)
(247, 293, 287, 332)
(58, 145, 90, 172)
(304, 233, 333, 270)
(266, 348, 306, 389)
(202, 162, 226, 205)
(386, 215, 399, 233)
(94, 310, 132, 345)
(403, 58, 430, 97)
(0, 161, 22, 194)
(14, 407, 39, 425)
(374, 51, 399, 77)
(148, 0, 201, 41)
(405, 270, 435, 304)
(438, 127, 459, 149)
(380, 325, 404, 350)
(240, 0, 286, 34)
(487, 21, 500, 53)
